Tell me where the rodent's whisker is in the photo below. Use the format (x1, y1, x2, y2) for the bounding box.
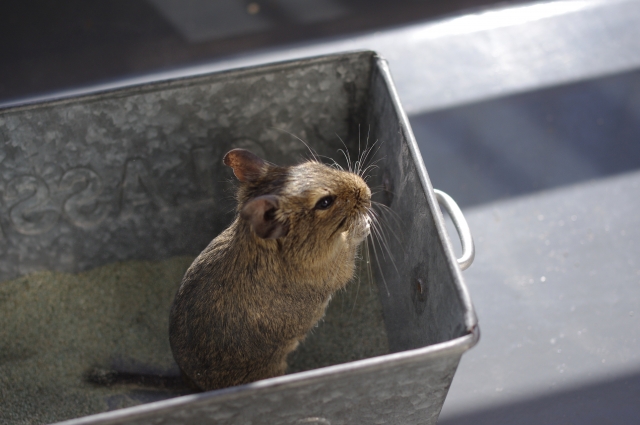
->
(370, 202, 402, 230)
(371, 220, 394, 259)
(369, 207, 404, 252)
(356, 236, 375, 300)
(363, 236, 375, 296)
(349, 267, 361, 319)
(369, 224, 401, 282)
(368, 219, 389, 261)
(317, 154, 344, 171)
(368, 208, 403, 266)
(337, 148, 352, 173)
(360, 155, 383, 181)
(360, 164, 380, 180)
(335, 133, 353, 173)
(270, 126, 321, 163)
(357, 123, 363, 175)
(356, 139, 381, 178)
(371, 202, 403, 227)
(359, 141, 382, 175)
(364, 231, 391, 297)
(367, 184, 385, 191)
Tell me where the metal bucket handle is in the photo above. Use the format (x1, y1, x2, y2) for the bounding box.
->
(434, 189, 475, 270)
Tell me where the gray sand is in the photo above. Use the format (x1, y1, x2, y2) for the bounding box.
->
(1, 257, 388, 425)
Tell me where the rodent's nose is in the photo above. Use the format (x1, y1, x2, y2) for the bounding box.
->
(361, 186, 372, 203)
(355, 185, 371, 200)
(354, 187, 372, 211)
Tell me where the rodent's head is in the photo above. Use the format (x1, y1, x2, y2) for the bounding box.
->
(223, 148, 371, 250)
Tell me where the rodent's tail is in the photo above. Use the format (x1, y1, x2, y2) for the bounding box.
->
(85, 367, 196, 391)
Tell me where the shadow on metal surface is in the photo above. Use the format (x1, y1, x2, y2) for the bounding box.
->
(0, 0, 506, 103)
(412, 68, 640, 209)
(439, 370, 640, 425)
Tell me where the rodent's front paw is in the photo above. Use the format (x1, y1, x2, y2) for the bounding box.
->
(352, 215, 371, 243)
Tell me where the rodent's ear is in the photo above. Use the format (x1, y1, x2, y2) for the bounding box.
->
(223, 149, 266, 182)
(241, 195, 289, 239)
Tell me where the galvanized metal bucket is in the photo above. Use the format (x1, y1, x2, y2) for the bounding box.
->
(0, 51, 477, 425)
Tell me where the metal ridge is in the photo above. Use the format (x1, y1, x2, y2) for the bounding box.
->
(56, 330, 478, 425)
(0, 51, 376, 114)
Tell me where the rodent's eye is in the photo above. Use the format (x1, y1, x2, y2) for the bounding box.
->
(314, 195, 335, 210)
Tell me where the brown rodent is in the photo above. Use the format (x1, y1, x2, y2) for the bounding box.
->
(169, 148, 372, 391)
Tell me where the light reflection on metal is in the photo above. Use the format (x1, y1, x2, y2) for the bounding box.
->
(408, 0, 593, 40)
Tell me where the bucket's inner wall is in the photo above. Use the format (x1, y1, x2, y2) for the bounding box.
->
(0, 52, 393, 424)
(366, 64, 469, 351)
(0, 51, 373, 282)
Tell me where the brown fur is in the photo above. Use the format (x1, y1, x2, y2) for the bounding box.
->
(169, 149, 371, 391)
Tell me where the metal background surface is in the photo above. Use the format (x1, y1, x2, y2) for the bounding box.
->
(437, 170, 640, 424)
(413, 64, 640, 424)
(1, 52, 478, 425)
